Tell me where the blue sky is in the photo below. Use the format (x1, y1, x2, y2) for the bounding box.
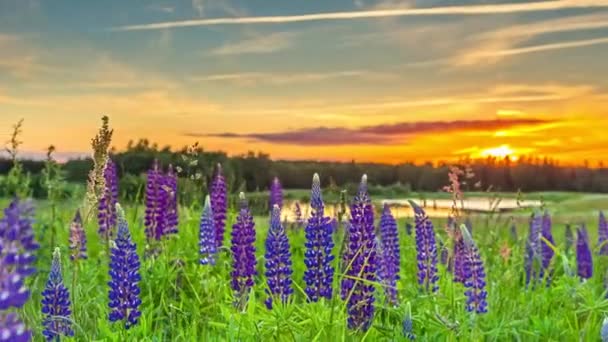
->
(1, 0, 608, 163)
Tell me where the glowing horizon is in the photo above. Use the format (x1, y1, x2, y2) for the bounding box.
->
(1, 1, 607, 165)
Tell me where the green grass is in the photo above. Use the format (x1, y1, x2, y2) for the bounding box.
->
(6, 192, 608, 341)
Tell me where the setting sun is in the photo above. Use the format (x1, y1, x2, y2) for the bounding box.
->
(480, 145, 518, 160)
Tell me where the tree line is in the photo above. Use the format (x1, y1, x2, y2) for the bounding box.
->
(1, 138, 608, 202)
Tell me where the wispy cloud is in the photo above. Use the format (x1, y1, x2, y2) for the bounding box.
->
(191, 70, 391, 85)
(188, 118, 551, 145)
(473, 36, 608, 59)
(209, 32, 294, 55)
(455, 13, 608, 65)
(111, 1, 608, 31)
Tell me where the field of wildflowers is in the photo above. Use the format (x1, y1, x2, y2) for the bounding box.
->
(2, 118, 608, 341)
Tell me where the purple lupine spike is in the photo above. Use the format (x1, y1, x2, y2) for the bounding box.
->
(524, 213, 542, 286)
(210, 164, 227, 249)
(409, 200, 439, 293)
(108, 204, 142, 329)
(460, 225, 488, 314)
(144, 161, 169, 241)
(304, 173, 335, 302)
(98, 158, 118, 241)
(599, 211, 608, 255)
(163, 165, 179, 236)
(42, 247, 74, 341)
(144, 160, 161, 241)
(231, 192, 257, 310)
(69, 210, 87, 261)
(269, 177, 283, 209)
(293, 202, 304, 229)
(199, 195, 217, 266)
(265, 205, 293, 309)
(0, 312, 31, 342)
(0, 199, 39, 342)
(341, 175, 376, 332)
(378, 203, 400, 306)
(541, 211, 555, 277)
(453, 235, 467, 283)
(576, 225, 593, 280)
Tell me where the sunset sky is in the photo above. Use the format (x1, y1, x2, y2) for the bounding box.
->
(1, 0, 607, 164)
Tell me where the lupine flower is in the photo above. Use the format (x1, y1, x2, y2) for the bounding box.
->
(524, 213, 542, 286)
(144, 160, 167, 241)
(378, 203, 400, 306)
(0, 312, 31, 342)
(303, 174, 335, 302)
(108, 204, 142, 329)
(576, 225, 593, 280)
(540, 211, 555, 279)
(98, 158, 118, 241)
(599, 211, 608, 255)
(461, 225, 488, 314)
(0, 199, 39, 341)
(402, 303, 415, 340)
(341, 175, 376, 332)
(199, 195, 217, 266)
(264, 205, 293, 309)
(293, 202, 304, 229)
(409, 200, 439, 293)
(210, 163, 228, 249)
(1, 199, 39, 304)
(269, 177, 283, 209)
(565, 224, 574, 254)
(231, 193, 257, 309)
(164, 164, 179, 236)
(69, 210, 87, 261)
(42, 247, 74, 341)
(453, 235, 467, 284)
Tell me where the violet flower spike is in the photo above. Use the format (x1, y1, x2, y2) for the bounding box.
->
(69, 210, 87, 261)
(98, 158, 118, 240)
(269, 177, 283, 209)
(599, 211, 608, 256)
(409, 200, 439, 293)
(199, 195, 217, 266)
(304, 173, 335, 302)
(524, 213, 542, 286)
(164, 164, 179, 236)
(42, 248, 74, 341)
(108, 204, 142, 329)
(378, 203, 400, 306)
(461, 225, 488, 314)
(210, 163, 227, 249)
(453, 236, 467, 284)
(230, 193, 257, 310)
(341, 175, 376, 332)
(0, 199, 39, 342)
(540, 211, 555, 280)
(144, 160, 167, 241)
(576, 225, 593, 280)
(264, 205, 293, 309)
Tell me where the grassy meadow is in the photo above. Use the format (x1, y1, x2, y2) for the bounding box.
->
(4, 190, 608, 341)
